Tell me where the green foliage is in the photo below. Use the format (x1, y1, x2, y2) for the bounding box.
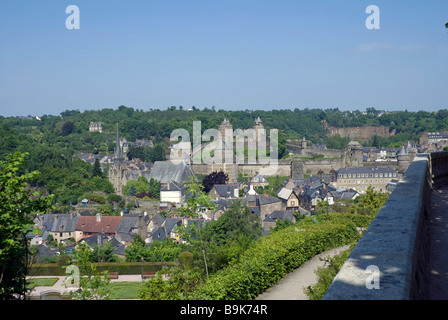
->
(80, 192, 107, 204)
(127, 144, 165, 162)
(149, 178, 161, 199)
(91, 176, 114, 194)
(178, 251, 194, 271)
(0, 152, 54, 300)
(190, 214, 363, 300)
(29, 261, 172, 276)
(127, 183, 138, 197)
(350, 186, 389, 216)
(125, 237, 183, 262)
(202, 200, 262, 244)
(1, 106, 448, 209)
(326, 134, 350, 150)
(271, 218, 294, 232)
(92, 158, 102, 177)
(139, 265, 203, 300)
(304, 245, 354, 300)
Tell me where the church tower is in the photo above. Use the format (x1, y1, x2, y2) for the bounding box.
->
(109, 124, 126, 195)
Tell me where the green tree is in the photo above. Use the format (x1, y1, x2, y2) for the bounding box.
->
(91, 242, 118, 263)
(149, 178, 161, 199)
(350, 186, 389, 216)
(0, 152, 54, 300)
(178, 177, 217, 280)
(92, 158, 102, 177)
(203, 200, 262, 244)
(127, 183, 138, 197)
(124, 235, 147, 262)
(139, 265, 203, 300)
(69, 242, 111, 300)
(92, 176, 114, 194)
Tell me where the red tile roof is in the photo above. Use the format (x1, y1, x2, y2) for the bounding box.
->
(76, 216, 122, 234)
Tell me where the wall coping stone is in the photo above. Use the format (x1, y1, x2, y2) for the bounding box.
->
(323, 154, 431, 300)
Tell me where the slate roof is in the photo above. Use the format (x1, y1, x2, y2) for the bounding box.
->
(151, 226, 168, 242)
(250, 174, 268, 183)
(337, 167, 397, 176)
(161, 181, 184, 193)
(151, 213, 165, 227)
(258, 194, 282, 205)
(44, 214, 79, 233)
(277, 188, 293, 200)
(332, 189, 359, 200)
(211, 184, 238, 198)
(116, 216, 140, 234)
(149, 161, 196, 184)
(263, 210, 294, 222)
(163, 218, 183, 233)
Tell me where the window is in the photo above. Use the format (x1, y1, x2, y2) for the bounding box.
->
(291, 201, 295, 206)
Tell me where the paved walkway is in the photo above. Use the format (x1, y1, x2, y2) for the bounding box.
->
(255, 245, 351, 300)
(426, 185, 448, 299)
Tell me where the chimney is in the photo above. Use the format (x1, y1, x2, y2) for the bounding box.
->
(96, 213, 102, 222)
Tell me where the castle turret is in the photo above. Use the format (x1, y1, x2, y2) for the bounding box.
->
(397, 145, 410, 174)
(406, 141, 417, 162)
(347, 141, 363, 167)
(301, 136, 307, 149)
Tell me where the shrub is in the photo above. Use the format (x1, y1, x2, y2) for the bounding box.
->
(28, 261, 175, 276)
(190, 216, 359, 300)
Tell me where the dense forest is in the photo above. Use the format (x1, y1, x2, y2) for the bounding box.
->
(0, 106, 447, 206)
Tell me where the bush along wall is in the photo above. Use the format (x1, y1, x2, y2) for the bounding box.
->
(191, 214, 362, 300)
(28, 261, 175, 276)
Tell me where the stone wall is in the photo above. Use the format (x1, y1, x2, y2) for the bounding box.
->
(324, 153, 437, 300)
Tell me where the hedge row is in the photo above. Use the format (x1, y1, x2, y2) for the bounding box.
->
(28, 261, 175, 276)
(191, 215, 361, 300)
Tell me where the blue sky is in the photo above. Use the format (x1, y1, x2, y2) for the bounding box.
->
(0, 1, 447, 117)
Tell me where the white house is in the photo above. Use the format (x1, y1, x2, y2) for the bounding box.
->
(160, 181, 185, 204)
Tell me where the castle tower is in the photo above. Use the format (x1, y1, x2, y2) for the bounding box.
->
(219, 118, 233, 140)
(406, 141, 417, 162)
(301, 136, 307, 149)
(253, 116, 265, 143)
(397, 145, 410, 174)
(347, 141, 363, 167)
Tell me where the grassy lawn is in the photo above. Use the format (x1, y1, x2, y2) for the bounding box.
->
(27, 277, 59, 289)
(108, 282, 142, 300)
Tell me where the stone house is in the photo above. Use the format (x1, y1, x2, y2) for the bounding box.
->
(35, 213, 80, 244)
(277, 187, 300, 211)
(209, 184, 239, 201)
(263, 210, 296, 232)
(244, 194, 285, 221)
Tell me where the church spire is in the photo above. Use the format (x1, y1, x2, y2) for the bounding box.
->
(115, 123, 123, 163)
